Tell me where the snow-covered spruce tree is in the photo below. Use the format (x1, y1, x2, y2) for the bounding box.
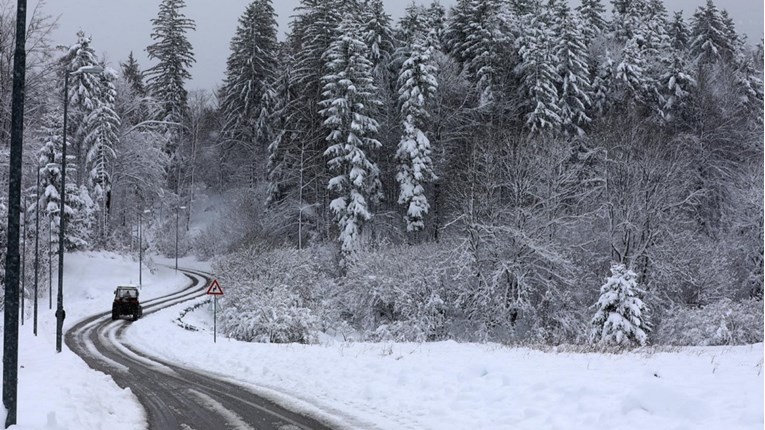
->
(36, 111, 91, 250)
(668, 11, 690, 51)
(121, 52, 146, 98)
(361, 0, 394, 72)
(658, 46, 696, 123)
(613, 37, 652, 109)
(275, 0, 345, 240)
(426, 1, 447, 49)
(514, 12, 561, 135)
(396, 31, 438, 233)
(443, 0, 472, 66)
(320, 13, 382, 270)
(60, 30, 101, 187)
(220, 0, 278, 186)
(265, 58, 293, 207)
(399, 3, 434, 47)
(84, 68, 121, 244)
(591, 50, 615, 115)
(689, 0, 735, 65)
(145, 0, 196, 151)
(576, 0, 607, 41)
(461, 0, 511, 104)
(591, 263, 649, 347)
(553, 5, 592, 137)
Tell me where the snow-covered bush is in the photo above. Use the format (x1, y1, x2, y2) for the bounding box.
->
(654, 299, 763, 346)
(343, 244, 450, 342)
(214, 245, 334, 343)
(590, 263, 649, 347)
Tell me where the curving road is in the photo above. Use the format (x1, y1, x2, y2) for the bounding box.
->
(66, 268, 334, 430)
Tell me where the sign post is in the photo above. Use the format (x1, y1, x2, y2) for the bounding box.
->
(206, 279, 223, 343)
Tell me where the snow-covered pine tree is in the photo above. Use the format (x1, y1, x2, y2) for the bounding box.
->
(643, 0, 669, 52)
(145, 0, 196, 143)
(554, 5, 592, 136)
(220, 0, 279, 186)
(426, 1, 447, 49)
(461, 0, 510, 104)
(689, 0, 734, 65)
(614, 36, 651, 108)
(60, 30, 101, 187)
(84, 68, 121, 244)
(515, 12, 561, 135)
(576, 0, 607, 41)
(590, 263, 649, 347)
(121, 52, 146, 98)
(443, 0, 472, 65)
(320, 13, 382, 269)
(591, 50, 615, 115)
(658, 45, 696, 123)
(396, 30, 438, 232)
(668, 11, 690, 51)
(719, 9, 740, 55)
(280, 0, 346, 236)
(399, 3, 429, 44)
(361, 0, 394, 72)
(36, 111, 91, 250)
(610, 0, 646, 43)
(265, 56, 294, 207)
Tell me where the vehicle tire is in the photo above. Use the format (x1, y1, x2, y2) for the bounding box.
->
(133, 311, 140, 321)
(111, 311, 118, 321)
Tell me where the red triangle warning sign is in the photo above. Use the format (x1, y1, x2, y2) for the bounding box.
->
(206, 279, 224, 295)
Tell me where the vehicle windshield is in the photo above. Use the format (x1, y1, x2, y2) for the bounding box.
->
(117, 289, 137, 299)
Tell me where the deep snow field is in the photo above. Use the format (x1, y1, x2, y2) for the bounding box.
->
(0, 251, 762, 429)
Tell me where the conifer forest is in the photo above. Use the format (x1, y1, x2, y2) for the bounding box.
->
(0, 0, 762, 347)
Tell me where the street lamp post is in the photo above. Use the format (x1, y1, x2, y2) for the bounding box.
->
(56, 65, 103, 353)
(33, 164, 40, 335)
(139, 209, 151, 287)
(20, 196, 27, 326)
(48, 219, 52, 310)
(175, 205, 186, 271)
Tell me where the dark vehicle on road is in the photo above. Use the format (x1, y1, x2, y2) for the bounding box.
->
(112, 286, 143, 321)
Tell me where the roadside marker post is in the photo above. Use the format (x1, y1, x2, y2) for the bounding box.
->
(206, 279, 224, 343)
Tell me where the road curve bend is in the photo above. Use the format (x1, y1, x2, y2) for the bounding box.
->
(66, 268, 334, 430)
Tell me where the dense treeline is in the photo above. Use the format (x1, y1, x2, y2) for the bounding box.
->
(0, 0, 761, 346)
(210, 0, 762, 346)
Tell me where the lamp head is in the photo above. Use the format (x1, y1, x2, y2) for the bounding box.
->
(72, 65, 104, 75)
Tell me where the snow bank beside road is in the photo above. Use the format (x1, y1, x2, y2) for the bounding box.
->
(1, 251, 188, 429)
(126, 299, 764, 430)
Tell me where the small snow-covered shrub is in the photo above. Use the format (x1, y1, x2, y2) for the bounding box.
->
(214, 245, 334, 343)
(590, 263, 649, 347)
(655, 298, 763, 346)
(220, 286, 319, 343)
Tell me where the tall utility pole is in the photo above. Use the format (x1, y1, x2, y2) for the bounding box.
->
(33, 165, 40, 335)
(139, 209, 150, 286)
(55, 65, 103, 354)
(2, 0, 27, 426)
(48, 220, 52, 310)
(20, 196, 26, 325)
(175, 205, 186, 271)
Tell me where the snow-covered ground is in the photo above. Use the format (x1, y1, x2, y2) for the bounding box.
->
(1, 252, 762, 429)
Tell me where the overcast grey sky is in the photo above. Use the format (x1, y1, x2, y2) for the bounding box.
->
(36, 0, 764, 91)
